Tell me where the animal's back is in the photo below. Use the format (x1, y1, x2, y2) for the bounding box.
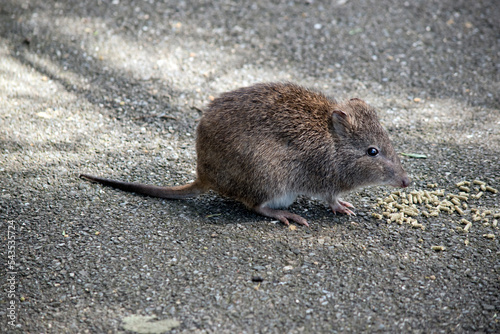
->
(196, 82, 339, 207)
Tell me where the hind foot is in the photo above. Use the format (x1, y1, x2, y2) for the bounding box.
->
(253, 205, 309, 227)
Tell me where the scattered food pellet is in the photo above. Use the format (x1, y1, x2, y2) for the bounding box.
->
(370, 179, 497, 244)
(485, 186, 498, 194)
(483, 234, 495, 239)
(458, 186, 470, 192)
(472, 191, 483, 199)
(431, 245, 446, 251)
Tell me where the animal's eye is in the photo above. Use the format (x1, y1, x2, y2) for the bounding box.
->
(367, 147, 379, 156)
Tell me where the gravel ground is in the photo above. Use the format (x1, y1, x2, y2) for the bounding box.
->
(1, 0, 499, 333)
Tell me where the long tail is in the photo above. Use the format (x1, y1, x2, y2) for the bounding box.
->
(80, 174, 206, 199)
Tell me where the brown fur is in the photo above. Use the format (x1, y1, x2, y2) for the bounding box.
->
(81, 82, 410, 226)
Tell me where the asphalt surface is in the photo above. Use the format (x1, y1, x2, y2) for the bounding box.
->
(1, 0, 499, 333)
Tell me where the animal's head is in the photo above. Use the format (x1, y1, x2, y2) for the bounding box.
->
(330, 98, 411, 190)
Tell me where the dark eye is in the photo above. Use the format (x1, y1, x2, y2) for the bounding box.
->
(367, 147, 379, 156)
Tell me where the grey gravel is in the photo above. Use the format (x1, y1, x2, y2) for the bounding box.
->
(1, 0, 499, 333)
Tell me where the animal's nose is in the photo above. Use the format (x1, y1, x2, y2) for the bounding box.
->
(401, 175, 411, 188)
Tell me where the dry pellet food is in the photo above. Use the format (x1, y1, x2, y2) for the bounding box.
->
(485, 186, 498, 194)
(403, 209, 419, 217)
(454, 206, 464, 215)
(371, 180, 497, 240)
(473, 191, 483, 199)
(449, 193, 468, 201)
(411, 221, 424, 229)
(483, 234, 495, 239)
(431, 245, 446, 251)
(460, 218, 471, 225)
(458, 186, 470, 192)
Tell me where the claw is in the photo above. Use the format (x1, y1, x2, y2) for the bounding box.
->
(338, 200, 354, 208)
(330, 199, 356, 216)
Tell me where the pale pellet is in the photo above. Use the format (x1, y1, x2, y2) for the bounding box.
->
(403, 210, 419, 217)
(485, 186, 498, 194)
(458, 186, 470, 192)
(454, 206, 464, 215)
(460, 218, 471, 225)
(473, 191, 483, 199)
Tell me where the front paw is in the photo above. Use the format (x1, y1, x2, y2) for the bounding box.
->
(330, 200, 355, 216)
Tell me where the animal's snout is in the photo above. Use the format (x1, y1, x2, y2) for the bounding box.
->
(400, 175, 411, 188)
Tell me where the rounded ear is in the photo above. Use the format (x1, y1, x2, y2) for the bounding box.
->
(331, 109, 351, 136)
(349, 98, 368, 106)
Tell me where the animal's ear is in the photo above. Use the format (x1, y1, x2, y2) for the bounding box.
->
(331, 109, 351, 136)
